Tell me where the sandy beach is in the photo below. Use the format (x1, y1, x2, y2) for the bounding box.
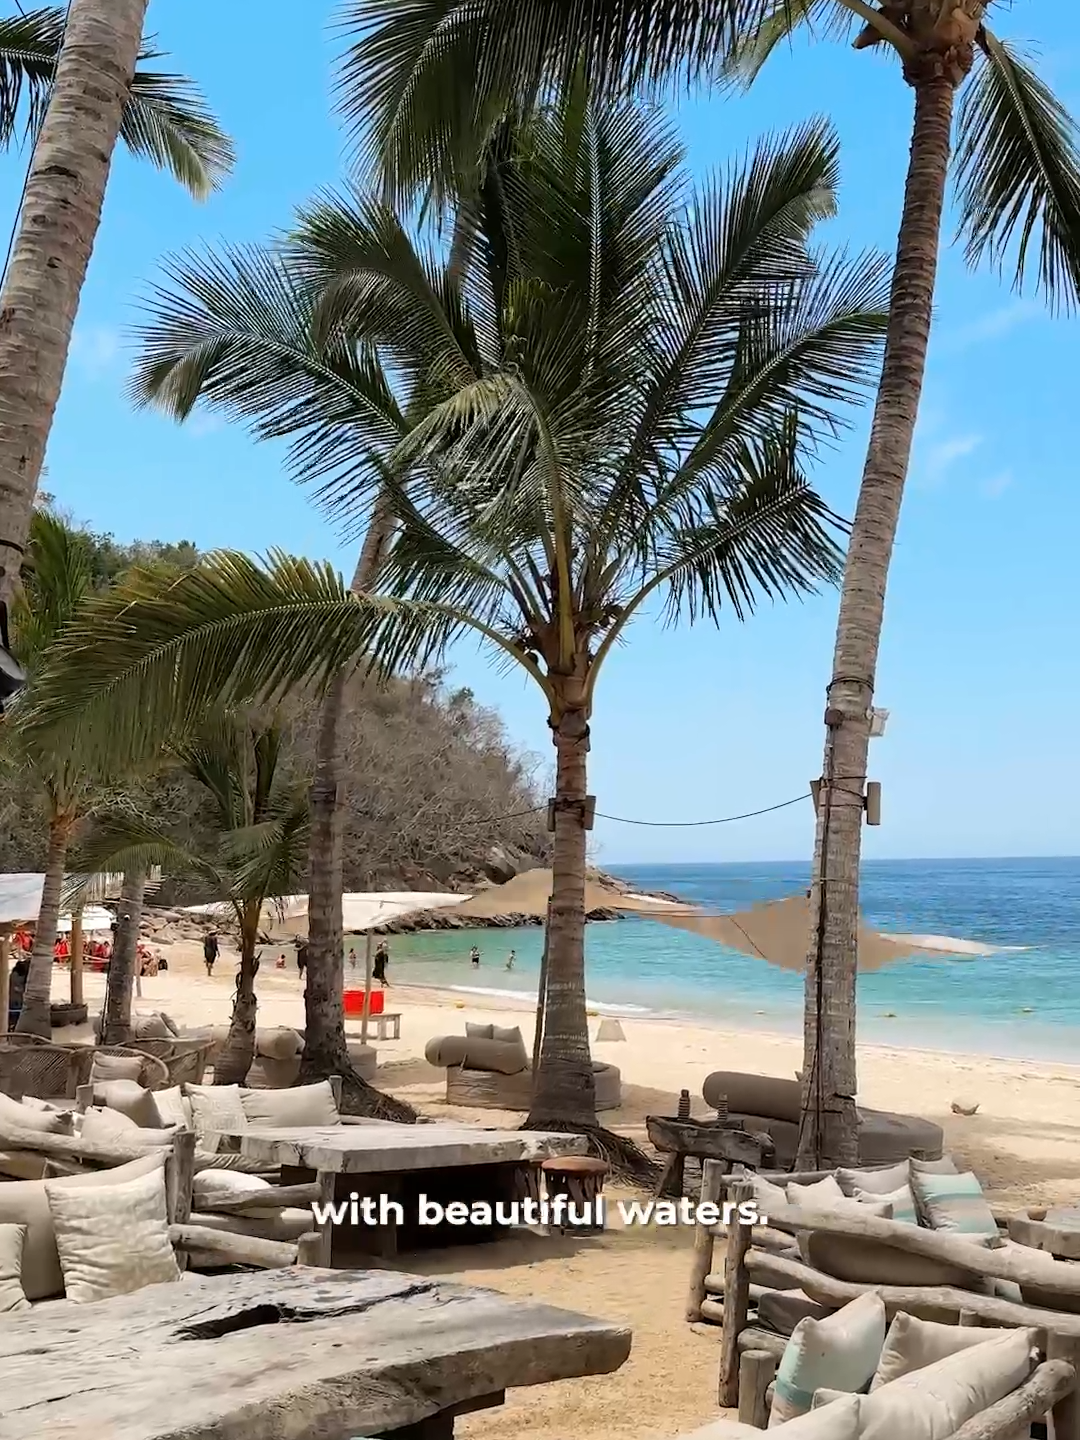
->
(80, 938, 1080, 1440)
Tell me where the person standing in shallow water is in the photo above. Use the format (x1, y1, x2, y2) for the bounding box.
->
(372, 940, 389, 987)
(469, 945, 480, 968)
(505, 949, 516, 971)
(203, 932, 219, 977)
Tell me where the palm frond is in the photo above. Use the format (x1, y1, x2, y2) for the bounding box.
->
(954, 33, 1080, 310)
(11, 509, 95, 670)
(0, 8, 233, 197)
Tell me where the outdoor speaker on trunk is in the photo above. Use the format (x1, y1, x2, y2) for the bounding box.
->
(0, 602, 26, 715)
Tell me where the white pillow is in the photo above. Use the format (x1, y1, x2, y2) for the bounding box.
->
(769, 1293, 887, 1426)
(44, 1154, 181, 1304)
(685, 1396, 861, 1438)
(837, 1162, 910, 1197)
(239, 1080, 340, 1128)
(852, 1182, 917, 1225)
(858, 1329, 1038, 1440)
(79, 1107, 178, 1147)
(0, 1223, 28, 1312)
(788, 1175, 845, 1208)
(0, 1091, 73, 1135)
(750, 1175, 789, 1222)
(183, 1083, 246, 1154)
(909, 1169, 998, 1236)
(90, 1053, 144, 1083)
(871, 1313, 1015, 1391)
(192, 1169, 275, 1212)
(154, 1086, 193, 1130)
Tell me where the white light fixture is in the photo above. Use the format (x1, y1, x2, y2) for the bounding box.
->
(868, 707, 889, 738)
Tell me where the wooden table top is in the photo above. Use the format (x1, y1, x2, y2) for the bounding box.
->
(0, 1267, 631, 1439)
(215, 1122, 588, 1175)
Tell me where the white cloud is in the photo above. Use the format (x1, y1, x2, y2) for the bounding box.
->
(945, 300, 1040, 351)
(921, 433, 982, 485)
(982, 471, 1013, 499)
(69, 324, 121, 378)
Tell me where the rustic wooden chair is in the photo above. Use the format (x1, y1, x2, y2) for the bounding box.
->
(128, 1037, 212, 1087)
(0, 1040, 94, 1100)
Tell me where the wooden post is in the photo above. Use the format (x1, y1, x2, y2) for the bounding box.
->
(686, 1158, 725, 1322)
(1047, 1331, 1080, 1440)
(737, 1350, 777, 1428)
(69, 905, 84, 1007)
(0, 924, 11, 1036)
(718, 1179, 754, 1407)
(361, 931, 373, 1046)
(316, 1170, 336, 1266)
(532, 898, 551, 1077)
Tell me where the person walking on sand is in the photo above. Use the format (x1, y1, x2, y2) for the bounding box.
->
(469, 945, 480, 968)
(296, 939, 308, 979)
(348, 947, 358, 971)
(203, 932, 219, 978)
(505, 949, 516, 971)
(372, 940, 390, 988)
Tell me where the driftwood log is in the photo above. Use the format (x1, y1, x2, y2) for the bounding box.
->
(747, 1249, 1080, 1336)
(946, 1358, 1076, 1440)
(0, 1268, 632, 1439)
(0, 1120, 173, 1170)
(718, 1180, 754, 1408)
(737, 1350, 777, 1429)
(168, 1223, 317, 1270)
(193, 1181, 323, 1216)
(686, 1158, 726, 1321)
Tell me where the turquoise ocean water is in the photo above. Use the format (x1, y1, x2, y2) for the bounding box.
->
(362, 859, 1080, 1063)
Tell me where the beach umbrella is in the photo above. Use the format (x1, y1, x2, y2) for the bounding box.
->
(640, 893, 988, 972)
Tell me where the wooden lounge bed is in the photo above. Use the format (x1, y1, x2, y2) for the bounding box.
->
(214, 1121, 589, 1261)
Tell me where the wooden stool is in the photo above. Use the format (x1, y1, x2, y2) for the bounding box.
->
(541, 1155, 608, 1234)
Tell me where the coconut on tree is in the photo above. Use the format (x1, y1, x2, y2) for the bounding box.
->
(28, 86, 891, 1148)
(342, 0, 1080, 1162)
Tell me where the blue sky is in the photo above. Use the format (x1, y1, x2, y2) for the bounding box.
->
(3, 0, 1078, 864)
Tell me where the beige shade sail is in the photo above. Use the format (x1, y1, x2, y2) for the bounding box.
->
(639, 893, 983, 972)
(446, 867, 667, 921)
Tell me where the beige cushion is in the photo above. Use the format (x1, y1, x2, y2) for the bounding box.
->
(0, 1151, 166, 1299)
(789, 1175, 845, 1207)
(910, 1154, 959, 1176)
(769, 1294, 886, 1425)
(239, 1080, 339, 1128)
(858, 1329, 1038, 1439)
(424, 1034, 528, 1075)
(852, 1182, 917, 1225)
(836, 1162, 910, 1196)
(79, 1107, 177, 1147)
(800, 1231, 987, 1288)
(758, 1288, 831, 1336)
(184, 1083, 246, 1153)
(160, 1012, 180, 1037)
(0, 1092, 74, 1135)
(685, 1397, 861, 1438)
(91, 1053, 144, 1083)
(870, 1313, 1015, 1391)
(491, 1024, 523, 1044)
(0, 1151, 49, 1181)
(45, 1155, 181, 1304)
(255, 1027, 302, 1061)
(131, 1012, 172, 1040)
(154, 1086, 193, 1130)
(909, 1168, 998, 1236)
(18, 1095, 65, 1113)
(0, 1223, 29, 1312)
(193, 1149, 268, 1174)
(192, 1170, 276, 1213)
(703, 1071, 802, 1123)
(752, 1175, 790, 1219)
(92, 1080, 161, 1128)
(465, 1022, 495, 1040)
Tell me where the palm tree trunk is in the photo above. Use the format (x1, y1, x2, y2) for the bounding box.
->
(527, 703, 597, 1128)
(101, 871, 146, 1045)
(0, 0, 149, 610)
(298, 498, 414, 1120)
(214, 917, 259, 1086)
(798, 73, 957, 1168)
(15, 814, 70, 1036)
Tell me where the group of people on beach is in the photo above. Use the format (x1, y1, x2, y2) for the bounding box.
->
(470, 944, 516, 970)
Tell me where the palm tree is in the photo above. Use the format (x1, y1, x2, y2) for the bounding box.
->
(6, 509, 104, 1035)
(72, 715, 310, 1080)
(29, 91, 891, 1144)
(100, 869, 146, 1045)
(341, 0, 1080, 1163)
(0, 0, 233, 621)
(0, 5, 234, 194)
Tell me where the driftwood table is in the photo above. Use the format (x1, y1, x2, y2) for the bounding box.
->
(0, 1267, 631, 1439)
(215, 1123, 589, 1260)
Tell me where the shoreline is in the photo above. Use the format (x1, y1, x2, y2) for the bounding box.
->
(386, 979, 1080, 1077)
